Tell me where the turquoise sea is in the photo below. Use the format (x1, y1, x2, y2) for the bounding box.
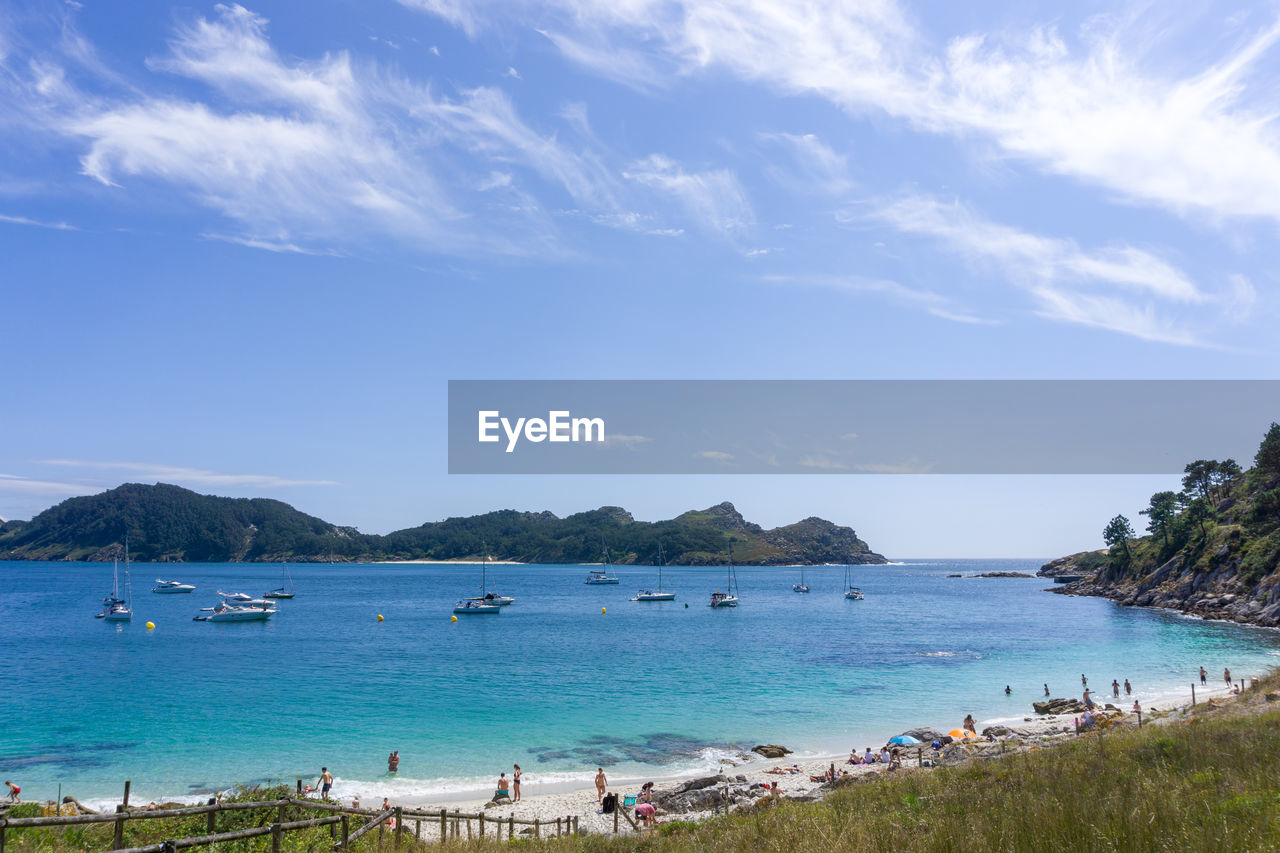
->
(3, 559, 1278, 807)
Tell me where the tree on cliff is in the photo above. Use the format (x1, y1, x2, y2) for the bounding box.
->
(1103, 515, 1135, 566)
(1140, 491, 1179, 546)
(1257, 422, 1280, 479)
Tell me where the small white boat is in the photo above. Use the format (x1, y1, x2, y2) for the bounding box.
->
(710, 547, 740, 607)
(585, 540, 620, 584)
(453, 599, 500, 615)
(843, 565, 864, 599)
(96, 539, 133, 621)
(793, 566, 810, 593)
(632, 544, 676, 601)
(153, 579, 196, 593)
(264, 564, 296, 599)
(217, 591, 273, 608)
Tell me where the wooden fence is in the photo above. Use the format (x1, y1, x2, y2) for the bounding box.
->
(0, 784, 585, 853)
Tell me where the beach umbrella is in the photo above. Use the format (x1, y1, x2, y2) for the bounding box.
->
(948, 729, 977, 739)
(888, 735, 921, 745)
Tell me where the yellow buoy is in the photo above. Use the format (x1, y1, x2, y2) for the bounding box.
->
(601, 607, 607, 614)
(377, 614, 384, 622)
(451, 615, 458, 623)
(145, 621, 155, 630)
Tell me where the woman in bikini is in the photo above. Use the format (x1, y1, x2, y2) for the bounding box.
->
(512, 764, 522, 802)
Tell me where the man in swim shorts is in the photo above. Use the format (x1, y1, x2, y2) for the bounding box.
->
(317, 767, 333, 799)
(5, 781, 19, 802)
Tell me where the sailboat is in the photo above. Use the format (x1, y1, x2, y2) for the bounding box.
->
(455, 553, 503, 614)
(464, 551, 514, 606)
(97, 537, 133, 621)
(264, 564, 296, 599)
(632, 543, 676, 601)
(793, 565, 810, 593)
(584, 538, 620, 584)
(710, 546, 740, 607)
(843, 565, 864, 600)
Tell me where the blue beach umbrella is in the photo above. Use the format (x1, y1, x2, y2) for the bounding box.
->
(888, 735, 922, 745)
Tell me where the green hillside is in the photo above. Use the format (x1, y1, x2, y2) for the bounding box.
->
(0, 486, 886, 565)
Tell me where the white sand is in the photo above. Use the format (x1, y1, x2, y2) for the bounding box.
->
(378, 680, 1239, 839)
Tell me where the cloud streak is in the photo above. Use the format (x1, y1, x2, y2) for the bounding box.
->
(35, 459, 338, 489)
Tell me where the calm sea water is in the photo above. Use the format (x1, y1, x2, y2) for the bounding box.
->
(3, 559, 1278, 806)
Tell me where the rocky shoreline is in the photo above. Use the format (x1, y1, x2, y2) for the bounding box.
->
(1041, 552, 1280, 628)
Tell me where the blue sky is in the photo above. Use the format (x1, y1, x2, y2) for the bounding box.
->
(2, 0, 1279, 557)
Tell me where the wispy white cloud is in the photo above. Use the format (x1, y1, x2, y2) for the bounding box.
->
(850, 193, 1227, 343)
(8, 4, 625, 256)
(758, 132, 853, 195)
(623, 153, 753, 237)
(35, 459, 338, 488)
(0, 212, 76, 230)
(599, 434, 653, 450)
(0, 473, 104, 498)
(412, 1, 1280, 228)
(694, 450, 735, 462)
(765, 272, 992, 326)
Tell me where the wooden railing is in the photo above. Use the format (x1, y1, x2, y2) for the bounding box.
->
(0, 786, 584, 853)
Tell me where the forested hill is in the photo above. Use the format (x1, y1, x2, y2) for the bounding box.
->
(0, 484, 887, 565)
(1044, 423, 1280, 626)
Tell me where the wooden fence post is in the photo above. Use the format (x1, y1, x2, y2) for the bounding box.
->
(1191, 683, 1196, 706)
(341, 814, 349, 851)
(112, 805, 125, 849)
(557, 817, 562, 836)
(271, 822, 282, 853)
(414, 819, 420, 840)
(613, 802, 619, 834)
(573, 816, 579, 835)
(478, 812, 484, 838)
(297, 780, 303, 797)
(508, 815, 513, 840)
(534, 818, 540, 840)
(122, 781, 131, 811)
(206, 799, 217, 834)
(1, 814, 8, 853)
(394, 808, 403, 848)
(439, 809, 446, 843)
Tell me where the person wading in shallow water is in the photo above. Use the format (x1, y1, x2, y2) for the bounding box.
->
(388, 751, 399, 774)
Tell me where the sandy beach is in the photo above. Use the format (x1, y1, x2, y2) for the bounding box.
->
(359, 679, 1242, 838)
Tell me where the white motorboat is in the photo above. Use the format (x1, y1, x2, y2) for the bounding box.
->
(585, 539, 620, 584)
(96, 538, 133, 621)
(217, 591, 273, 608)
(453, 599, 500, 615)
(632, 543, 676, 601)
(200, 602, 277, 622)
(710, 546, 740, 608)
(153, 579, 196, 594)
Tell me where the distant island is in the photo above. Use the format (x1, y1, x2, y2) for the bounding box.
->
(1042, 422, 1280, 627)
(0, 484, 888, 565)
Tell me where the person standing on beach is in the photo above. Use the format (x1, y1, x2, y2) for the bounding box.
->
(1111, 679, 1120, 698)
(5, 780, 19, 802)
(512, 764, 522, 802)
(1224, 667, 1232, 685)
(1124, 679, 1132, 695)
(388, 751, 399, 774)
(595, 768, 607, 802)
(317, 767, 333, 800)
(1200, 667, 1208, 685)
(1083, 689, 1094, 709)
